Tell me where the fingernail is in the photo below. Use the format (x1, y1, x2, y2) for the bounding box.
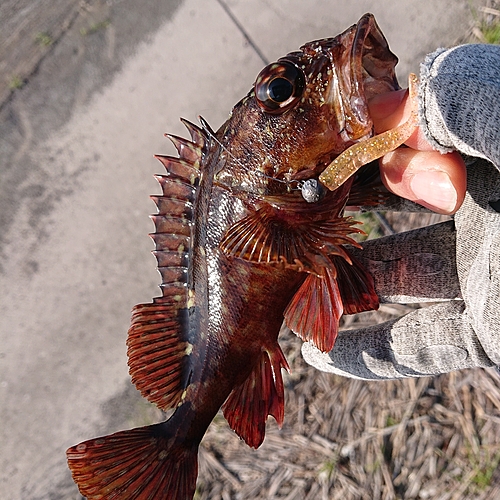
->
(410, 171, 457, 213)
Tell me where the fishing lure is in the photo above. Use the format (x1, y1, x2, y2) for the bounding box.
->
(320, 73, 419, 190)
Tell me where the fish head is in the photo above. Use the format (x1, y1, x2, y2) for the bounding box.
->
(215, 13, 399, 194)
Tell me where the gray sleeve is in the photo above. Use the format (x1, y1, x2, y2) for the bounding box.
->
(419, 44, 500, 168)
(302, 45, 500, 380)
(302, 160, 500, 380)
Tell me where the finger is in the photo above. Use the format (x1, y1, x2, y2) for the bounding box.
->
(301, 302, 491, 380)
(350, 220, 460, 304)
(369, 89, 435, 151)
(379, 148, 467, 214)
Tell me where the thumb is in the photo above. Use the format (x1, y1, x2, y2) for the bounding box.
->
(369, 90, 466, 215)
(380, 148, 466, 215)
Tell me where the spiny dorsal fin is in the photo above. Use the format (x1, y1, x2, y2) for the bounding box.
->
(166, 133, 203, 165)
(127, 124, 205, 411)
(180, 117, 207, 150)
(154, 156, 199, 188)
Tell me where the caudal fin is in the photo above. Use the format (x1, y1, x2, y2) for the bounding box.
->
(67, 423, 198, 500)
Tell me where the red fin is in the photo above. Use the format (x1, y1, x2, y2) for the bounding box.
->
(220, 204, 362, 274)
(222, 346, 290, 449)
(180, 117, 207, 150)
(67, 423, 198, 500)
(155, 155, 199, 184)
(154, 174, 197, 204)
(128, 134, 203, 411)
(347, 162, 388, 207)
(127, 301, 192, 411)
(332, 253, 379, 314)
(284, 253, 379, 352)
(151, 196, 193, 220)
(166, 133, 203, 164)
(284, 268, 343, 352)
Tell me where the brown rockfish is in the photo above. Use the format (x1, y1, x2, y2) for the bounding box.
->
(67, 14, 399, 499)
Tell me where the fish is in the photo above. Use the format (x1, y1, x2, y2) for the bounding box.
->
(67, 13, 400, 499)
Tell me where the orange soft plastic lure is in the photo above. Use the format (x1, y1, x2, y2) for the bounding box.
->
(319, 73, 419, 190)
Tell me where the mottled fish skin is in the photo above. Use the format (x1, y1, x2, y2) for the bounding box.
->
(67, 13, 399, 500)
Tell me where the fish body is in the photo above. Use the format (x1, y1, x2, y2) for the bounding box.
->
(67, 14, 399, 499)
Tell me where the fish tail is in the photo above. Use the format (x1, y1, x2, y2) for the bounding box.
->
(67, 422, 198, 500)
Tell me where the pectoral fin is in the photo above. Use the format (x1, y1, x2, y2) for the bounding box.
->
(220, 204, 363, 274)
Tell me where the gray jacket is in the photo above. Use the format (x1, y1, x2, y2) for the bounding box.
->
(302, 44, 500, 379)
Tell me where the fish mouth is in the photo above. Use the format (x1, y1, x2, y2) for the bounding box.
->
(351, 14, 401, 97)
(328, 13, 400, 143)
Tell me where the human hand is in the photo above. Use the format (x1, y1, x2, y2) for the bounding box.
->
(302, 157, 500, 379)
(302, 45, 500, 380)
(368, 89, 467, 215)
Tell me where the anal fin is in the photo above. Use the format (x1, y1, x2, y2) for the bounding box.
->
(222, 345, 290, 449)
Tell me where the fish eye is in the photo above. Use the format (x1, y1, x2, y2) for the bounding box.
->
(254, 60, 305, 114)
(268, 78, 293, 102)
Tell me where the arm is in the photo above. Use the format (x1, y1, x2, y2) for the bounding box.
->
(419, 44, 500, 166)
(303, 44, 500, 380)
(369, 44, 500, 215)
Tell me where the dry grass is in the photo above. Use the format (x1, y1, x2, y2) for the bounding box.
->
(462, 0, 500, 44)
(192, 5, 500, 489)
(197, 339, 500, 499)
(193, 210, 500, 500)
